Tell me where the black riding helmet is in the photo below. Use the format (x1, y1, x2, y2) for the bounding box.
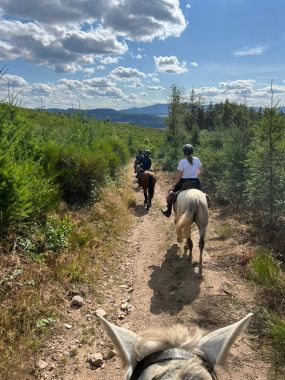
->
(144, 150, 151, 156)
(183, 144, 193, 155)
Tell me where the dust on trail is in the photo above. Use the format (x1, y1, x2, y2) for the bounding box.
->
(39, 170, 270, 380)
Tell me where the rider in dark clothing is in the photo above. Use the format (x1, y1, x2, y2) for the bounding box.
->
(140, 150, 152, 170)
(136, 150, 152, 178)
(134, 150, 143, 172)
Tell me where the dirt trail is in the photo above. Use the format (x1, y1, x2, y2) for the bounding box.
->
(39, 170, 271, 380)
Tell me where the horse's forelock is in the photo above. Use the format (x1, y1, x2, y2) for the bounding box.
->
(134, 325, 203, 362)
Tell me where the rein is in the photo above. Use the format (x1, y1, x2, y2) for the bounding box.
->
(130, 348, 218, 380)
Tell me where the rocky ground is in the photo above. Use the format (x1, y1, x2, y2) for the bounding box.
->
(34, 170, 274, 380)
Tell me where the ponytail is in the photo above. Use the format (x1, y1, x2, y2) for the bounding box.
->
(186, 155, 193, 165)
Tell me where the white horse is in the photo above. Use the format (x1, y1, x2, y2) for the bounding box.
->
(173, 189, 209, 277)
(98, 313, 253, 380)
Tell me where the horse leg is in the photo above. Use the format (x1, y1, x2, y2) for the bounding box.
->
(143, 189, 148, 208)
(147, 189, 151, 209)
(186, 236, 193, 263)
(198, 230, 206, 278)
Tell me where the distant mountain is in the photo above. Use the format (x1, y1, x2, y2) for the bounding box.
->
(45, 107, 166, 128)
(121, 103, 168, 116)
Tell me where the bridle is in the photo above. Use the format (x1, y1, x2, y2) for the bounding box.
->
(130, 348, 218, 380)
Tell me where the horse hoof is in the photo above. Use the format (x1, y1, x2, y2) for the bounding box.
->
(197, 272, 203, 279)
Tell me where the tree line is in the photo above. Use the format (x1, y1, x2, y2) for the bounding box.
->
(160, 85, 285, 228)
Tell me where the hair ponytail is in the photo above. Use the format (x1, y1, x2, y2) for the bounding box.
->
(186, 154, 193, 165)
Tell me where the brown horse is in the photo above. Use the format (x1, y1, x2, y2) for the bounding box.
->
(137, 171, 156, 210)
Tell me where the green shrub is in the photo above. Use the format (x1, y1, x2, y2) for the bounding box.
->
(264, 312, 285, 358)
(43, 215, 73, 252)
(0, 159, 58, 236)
(249, 248, 281, 287)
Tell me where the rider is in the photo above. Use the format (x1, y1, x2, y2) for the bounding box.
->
(134, 150, 143, 173)
(136, 150, 152, 178)
(161, 144, 202, 217)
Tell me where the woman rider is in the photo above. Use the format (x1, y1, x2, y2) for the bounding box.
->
(161, 144, 202, 217)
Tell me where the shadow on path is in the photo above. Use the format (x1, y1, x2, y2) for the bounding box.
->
(149, 244, 202, 316)
(132, 204, 148, 217)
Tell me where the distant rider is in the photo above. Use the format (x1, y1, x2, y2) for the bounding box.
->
(134, 150, 143, 173)
(136, 150, 152, 178)
(161, 144, 203, 217)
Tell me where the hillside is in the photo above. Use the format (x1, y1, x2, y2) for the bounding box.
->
(45, 107, 166, 129)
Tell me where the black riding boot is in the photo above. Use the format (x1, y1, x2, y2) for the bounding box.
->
(161, 203, 172, 217)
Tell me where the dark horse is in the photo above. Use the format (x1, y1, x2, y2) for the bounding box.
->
(138, 171, 156, 210)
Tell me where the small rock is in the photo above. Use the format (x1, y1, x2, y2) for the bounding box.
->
(105, 350, 116, 359)
(37, 360, 49, 370)
(49, 364, 55, 371)
(71, 295, 84, 307)
(88, 353, 104, 368)
(64, 323, 72, 329)
(119, 284, 128, 289)
(96, 308, 107, 317)
(120, 302, 130, 312)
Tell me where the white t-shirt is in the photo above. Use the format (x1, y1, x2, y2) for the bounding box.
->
(177, 157, 202, 178)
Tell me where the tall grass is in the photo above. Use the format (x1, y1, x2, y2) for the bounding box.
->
(249, 248, 281, 288)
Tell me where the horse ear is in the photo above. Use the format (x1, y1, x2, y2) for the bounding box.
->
(197, 313, 253, 367)
(97, 314, 138, 368)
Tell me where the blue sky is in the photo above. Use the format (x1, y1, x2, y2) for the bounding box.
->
(0, 0, 284, 109)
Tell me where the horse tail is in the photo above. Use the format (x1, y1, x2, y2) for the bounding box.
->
(176, 195, 198, 243)
(147, 173, 155, 200)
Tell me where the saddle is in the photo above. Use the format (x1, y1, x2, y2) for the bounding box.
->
(167, 182, 211, 208)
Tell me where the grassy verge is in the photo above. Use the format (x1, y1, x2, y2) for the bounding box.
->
(248, 248, 285, 369)
(0, 167, 135, 379)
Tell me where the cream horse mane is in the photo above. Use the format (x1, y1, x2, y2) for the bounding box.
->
(98, 313, 253, 380)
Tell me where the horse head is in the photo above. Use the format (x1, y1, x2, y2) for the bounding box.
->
(98, 313, 253, 379)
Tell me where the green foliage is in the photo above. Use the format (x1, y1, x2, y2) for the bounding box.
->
(43, 215, 73, 252)
(160, 86, 285, 223)
(249, 248, 281, 288)
(244, 108, 285, 222)
(265, 312, 285, 353)
(0, 103, 163, 238)
(214, 223, 235, 239)
(0, 159, 58, 235)
(36, 317, 56, 329)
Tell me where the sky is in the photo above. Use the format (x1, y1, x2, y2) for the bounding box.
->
(0, 0, 284, 110)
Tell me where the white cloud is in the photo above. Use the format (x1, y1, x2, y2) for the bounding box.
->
(99, 56, 120, 65)
(186, 4, 192, 9)
(190, 62, 198, 67)
(0, 0, 187, 71)
(128, 80, 144, 88)
(219, 79, 256, 91)
(82, 68, 95, 75)
(196, 87, 220, 97)
(96, 65, 106, 71)
(83, 77, 115, 88)
(30, 83, 54, 96)
(152, 76, 160, 83)
(147, 85, 165, 91)
(110, 66, 146, 81)
(1, 74, 28, 87)
(233, 46, 267, 57)
(154, 55, 188, 73)
(262, 84, 285, 94)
